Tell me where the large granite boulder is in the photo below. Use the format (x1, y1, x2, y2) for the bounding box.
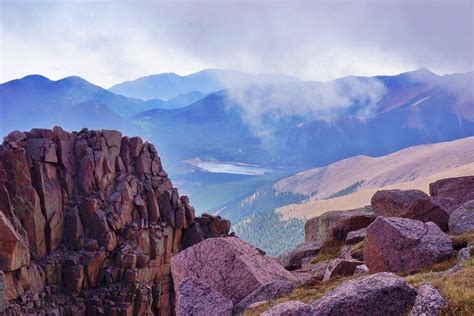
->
(311, 272, 417, 315)
(430, 176, 474, 208)
(409, 283, 445, 316)
(403, 197, 451, 231)
(371, 188, 455, 230)
(449, 200, 474, 235)
(234, 280, 295, 314)
(305, 207, 376, 245)
(371, 189, 428, 217)
(364, 217, 453, 273)
(171, 237, 297, 303)
(277, 241, 321, 270)
(176, 277, 233, 316)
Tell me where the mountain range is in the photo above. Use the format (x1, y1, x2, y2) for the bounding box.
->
(109, 68, 301, 100)
(1, 68, 473, 223)
(0, 75, 148, 136)
(133, 69, 474, 168)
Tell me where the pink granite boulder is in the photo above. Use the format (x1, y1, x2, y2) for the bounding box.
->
(176, 276, 233, 316)
(371, 189, 428, 217)
(448, 200, 474, 235)
(409, 283, 445, 316)
(312, 272, 417, 315)
(171, 237, 297, 303)
(430, 176, 474, 208)
(364, 217, 453, 273)
(305, 207, 375, 245)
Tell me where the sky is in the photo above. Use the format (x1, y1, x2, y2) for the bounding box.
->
(1, 0, 473, 87)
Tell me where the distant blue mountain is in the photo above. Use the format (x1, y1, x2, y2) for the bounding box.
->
(0, 75, 154, 136)
(109, 69, 302, 100)
(167, 91, 207, 108)
(142, 91, 208, 111)
(2, 69, 472, 171)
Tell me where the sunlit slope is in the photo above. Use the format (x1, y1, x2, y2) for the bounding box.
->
(275, 136, 474, 198)
(275, 137, 474, 219)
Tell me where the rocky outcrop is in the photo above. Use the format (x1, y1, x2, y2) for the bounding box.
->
(0, 128, 219, 315)
(170, 237, 297, 304)
(195, 213, 231, 238)
(234, 280, 295, 314)
(305, 207, 376, 245)
(181, 213, 230, 249)
(364, 217, 453, 273)
(311, 272, 417, 315)
(175, 277, 233, 316)
(448, 200, 474, 235)
(277, 241, 321, 270)
(409, 283, 445, 316)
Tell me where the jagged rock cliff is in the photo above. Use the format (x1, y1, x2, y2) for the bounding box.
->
(0, 127, 229, 315)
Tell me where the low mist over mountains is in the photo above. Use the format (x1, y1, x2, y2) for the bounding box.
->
(134, 68, 474, 167)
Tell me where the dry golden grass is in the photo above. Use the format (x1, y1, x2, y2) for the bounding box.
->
(406, 259, 474, 316)
(245, 249, 473, 315)
(399, 256, 458, 278)
(243, 274, 364, 316)
(450, 231, 474, 250)
(310, 241, 344, 265)
(245, 241, 369, 315)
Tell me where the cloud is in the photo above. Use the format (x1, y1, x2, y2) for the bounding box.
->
(1, 0, 472, 86)
(224, 77, 388, 132)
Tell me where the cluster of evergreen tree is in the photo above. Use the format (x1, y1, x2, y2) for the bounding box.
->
(232, 208, 305, 256)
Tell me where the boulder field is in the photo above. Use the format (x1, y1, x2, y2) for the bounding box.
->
(167, 176, 473, 315)
(0, 128, 230, 315)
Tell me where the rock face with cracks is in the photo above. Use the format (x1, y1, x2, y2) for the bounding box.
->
(0, 128, 226, 315)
